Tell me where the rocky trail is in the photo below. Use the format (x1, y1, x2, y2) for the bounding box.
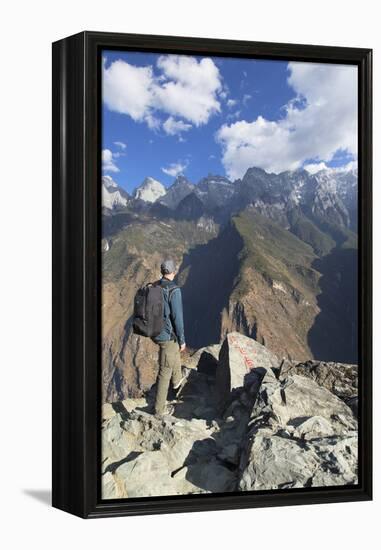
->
(102, 333, 358, 499)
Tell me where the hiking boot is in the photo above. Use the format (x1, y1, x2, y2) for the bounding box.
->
(142, 405, 155, 415)
(164, 404, 175, 416)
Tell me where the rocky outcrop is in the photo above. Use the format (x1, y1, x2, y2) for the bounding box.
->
(102, 333, 358, 498)
(239, 373, 357, 490)
(279, 359, 358, 414)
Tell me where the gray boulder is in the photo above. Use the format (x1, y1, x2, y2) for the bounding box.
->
(185, 459, 236, 493)
(280, 359, 358, 412)
(184, 344, 221, 374)
(239, 372, 358, 491)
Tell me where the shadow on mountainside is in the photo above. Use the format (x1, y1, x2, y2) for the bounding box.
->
(308, 246, 358, 363)
(177, 223, 244, 350)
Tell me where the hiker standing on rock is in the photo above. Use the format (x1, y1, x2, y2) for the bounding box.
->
(132, 258, 187, 416)
(151, 259, 187, 416)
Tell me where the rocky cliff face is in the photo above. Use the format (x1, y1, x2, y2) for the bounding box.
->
(158, 175, 196, 209)
(102, 333, 358, 498)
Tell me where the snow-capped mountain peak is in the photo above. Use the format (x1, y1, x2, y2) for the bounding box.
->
(104, 165, 357, 232)
(103, 175, 118, 190)
(134, 177, 166, 203)
(102, 176, 129, 209)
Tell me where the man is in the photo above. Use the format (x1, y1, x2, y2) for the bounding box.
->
(152, 258, 186, 416)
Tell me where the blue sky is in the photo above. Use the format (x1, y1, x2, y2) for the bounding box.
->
(102, 50, 357, 194)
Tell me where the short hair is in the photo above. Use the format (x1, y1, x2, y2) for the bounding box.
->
(160, 258, 176, 275)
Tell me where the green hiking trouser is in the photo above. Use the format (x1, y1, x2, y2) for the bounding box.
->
(154, 340, 182, 414)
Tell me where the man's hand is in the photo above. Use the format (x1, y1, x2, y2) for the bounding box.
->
(179, 343, 186, 352)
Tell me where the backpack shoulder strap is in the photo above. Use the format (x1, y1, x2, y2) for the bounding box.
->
(167, 285, 179, 300)
(160, 284, 178, 297)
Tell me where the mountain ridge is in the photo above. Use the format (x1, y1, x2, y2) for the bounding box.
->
(103, 164, 357, 231)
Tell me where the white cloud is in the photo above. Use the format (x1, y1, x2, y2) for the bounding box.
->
(145, 112, 161, 131)
(163, 116, 192, 136)
(154, 55, 222, 126)
(161, 160, 188, 177)
(304, 161, 329, 174)
(227, 99, 237, 108)
(103, 59, 154, 123)
(102, 149, 119, 173)
(216, 62, 357, 179)
(226, 109, 241, 121)
(114, 141, 127, 150)
(103, 54, 223, 131)
(334, 160, 358, 172)
(304, 159, 357, 174)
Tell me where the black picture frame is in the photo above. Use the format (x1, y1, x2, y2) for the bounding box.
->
(52, 30, 373, 519)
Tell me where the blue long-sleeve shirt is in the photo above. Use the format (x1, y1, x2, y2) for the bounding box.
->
(152, 277, 185, 345)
